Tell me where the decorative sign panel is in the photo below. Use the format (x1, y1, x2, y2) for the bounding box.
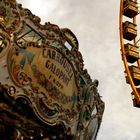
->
(8, 44, 78, 111)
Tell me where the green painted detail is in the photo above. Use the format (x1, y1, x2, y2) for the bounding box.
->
(79, 77, 85, 86)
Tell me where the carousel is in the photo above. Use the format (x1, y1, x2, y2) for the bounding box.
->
(0, 0, 104, 139)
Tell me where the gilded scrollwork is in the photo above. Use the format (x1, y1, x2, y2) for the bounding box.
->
(0, 28, 10, 58)
(0, 1, 104, 139)
(0, 0, 21, 33)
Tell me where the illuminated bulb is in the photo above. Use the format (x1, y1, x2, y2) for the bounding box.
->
(41, 133, 43, 137)
(0, 17, 4, 22)
(0, 40, 2, 46)
(10, 33, 14, 39)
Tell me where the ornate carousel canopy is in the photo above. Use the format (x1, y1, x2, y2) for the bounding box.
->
(0, 0, 104, 140)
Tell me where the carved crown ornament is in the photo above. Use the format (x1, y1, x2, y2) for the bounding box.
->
(0, 0, 104, 139)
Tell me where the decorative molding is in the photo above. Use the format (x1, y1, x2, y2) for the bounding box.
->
(0, 1, 104, 139)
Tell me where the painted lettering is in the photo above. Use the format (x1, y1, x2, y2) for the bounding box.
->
(43, 48, 73, 78)
(45, 60, 70, 86)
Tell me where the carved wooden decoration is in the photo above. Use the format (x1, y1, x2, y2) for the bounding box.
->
(0, 0, 104, 139)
